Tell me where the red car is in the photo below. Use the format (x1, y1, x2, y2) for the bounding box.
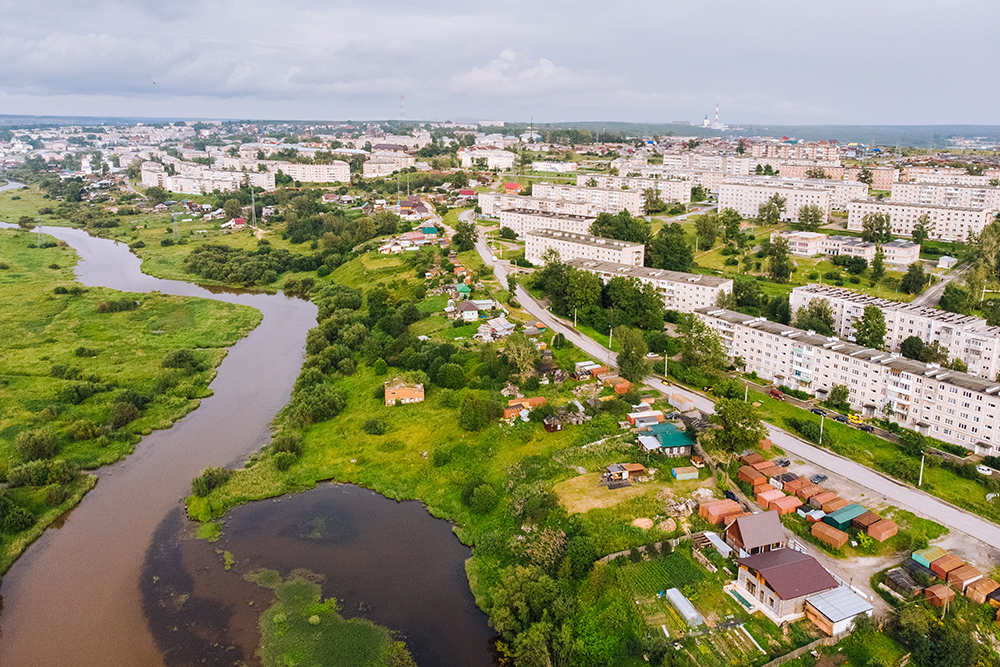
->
(769, 389, 785, 400)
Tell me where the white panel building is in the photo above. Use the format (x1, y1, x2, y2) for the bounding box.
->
(479, 192, 596, 218)
(568, 259, 732, 313)
(890, 182, 1000, 209)
(719, 177, 834, 222)
(525, 229, 644, 266)
(696, 307, 1000, 455)
(532, 182, 645, 216)
(499, 209, 596, 236)
(846, 200, 995, 242)
(574, 174, 692, 204)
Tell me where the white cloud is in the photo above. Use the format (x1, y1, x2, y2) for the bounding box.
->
(450, 51, 607, 98)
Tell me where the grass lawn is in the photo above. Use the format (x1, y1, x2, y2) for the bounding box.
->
(0, 228, 261, 572)
(555, 470, 710, 515)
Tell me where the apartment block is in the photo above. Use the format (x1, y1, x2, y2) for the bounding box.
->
(846, 200, 996, 242)
(771, 231, 827, 256)
(627, 165, 728, 192)
(363, 152, 416, 178)
(890, 181, 1000, 209)
(789, 284, 1000, 381)
(822, 236, 920, 265)
(459, 146, 516, 170)
(277, 161, 350, 183)
(573, 174, 692, 203)
(532, 161, 577, 173)
(568, 259, 732, 313)
(140, 161, 275, 194)
(525, 229, 644, 266)
(499, 209, 596, 237)
(479, 192, 596, 218)
(719, 177, 833, 221)
(725, 175, 865, 211)
(758, 161, 845, 181)
(750, 141, 842, 161)
(531, 182, 645, 216)
(695, 307, 1000, 455)
(843, 166, 898, 191)
(901, 166, 1000, 186)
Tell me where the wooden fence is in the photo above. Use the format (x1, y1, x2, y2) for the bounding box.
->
(758, 633, 847, 667)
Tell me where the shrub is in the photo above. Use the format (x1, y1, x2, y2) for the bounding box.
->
(373, 358, 388, 375)
(807, 272, 819, 280)
(54, 286, 69, 294)
(96, 298, 139, 313)
(430, 447, 453, 467)
(8, 460, 78, 487)
(109, 401, 139, 429)
(160, 238, 174, 247)
(0, 262, 9, 270)
(720, 246, 736, 256)
(191, 466, 232, 497)
(471, 484, 499, 514)
(724, 257, 739, 266)
(273, 451, 297, 471)
(162, 349, 198, 371)
(45, 484, 69, 507)
(69, 419, 102, 441)
(0, 492, 35, 533)
(14, 429, 58, 461)
(51, 364, 82, 380)
(271, 432, 302, 456)
(74, 346, 99, 357)
(849, 276, 861, 284)
(129, 240, 146, 249)
(363, 419, 386, 435)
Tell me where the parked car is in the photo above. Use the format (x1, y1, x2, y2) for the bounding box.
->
(810, 408, 826, 416)
(723, 490, 738, 502)
(978, 464, 994, 476)
(776, 458, 790, 467)
(833, 415, 849, 423)
(810, 474, 828, 484)
(858, 424, 874, 433)
(769, 389, 785, 400)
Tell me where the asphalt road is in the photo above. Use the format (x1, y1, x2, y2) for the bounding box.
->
(462, 210, 1000, 549)
(909, 261, 967, 308)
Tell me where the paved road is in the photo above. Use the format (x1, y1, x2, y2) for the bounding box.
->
(910, 262, 967, 308)
(461, 211, 1000, 548)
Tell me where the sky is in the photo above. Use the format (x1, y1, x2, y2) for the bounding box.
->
(1, 0, 998, 126)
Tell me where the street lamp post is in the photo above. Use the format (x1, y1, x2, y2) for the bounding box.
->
(819, 414, 825, 444)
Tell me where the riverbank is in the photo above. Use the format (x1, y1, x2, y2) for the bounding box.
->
(0, 227, 262, 574)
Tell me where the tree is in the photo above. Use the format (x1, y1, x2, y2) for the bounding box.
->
(499, 226, 517, 240)
(731, 275, 763, 311)
(794, 298, 834, 335)
(796, 204, 825, 231)
(706, 399, 768, 454)
(736, 139, 746, 155)
(694, 212, 719, 250)
(691, 184, 707, 202)
(900, 336, 925, 360)
(899, 430, 927, 457)
(766, 235, 793, 282)
(857, 165, 873, 186)
(677, 314, 726, 374)
(939, 283, 973, 315)
(614, 326, 651, 382)
(590, 211, 650, 244)
(145, 186, 167, 206)
(585, 177, 597, 187)
(452, 220, 477, 252)
(646, 223, 693, 272)
(17, 216, 35, 230)
(827, 384, 850, 410)
(757, 193, 786, 226)
(642, 188, 667, 215)
(506, 274, 517, 302)
(911, 214, 933, 245)
(223, 198, 242, 220)
(767, 294, 791, 324)
(805, 167, 829, 179)
(564, 269, 601, 315)
(854, 305, 886, 350)
(870, 245, 886, 281)
(861, 212, 892, 243)
(504, 332, 540, 382)
(719, 207, 741, 242)
(899, 263, 928, 294)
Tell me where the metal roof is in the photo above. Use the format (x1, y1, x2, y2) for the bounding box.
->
(806, 586, 873, 623)
(738, 549, 838, 600)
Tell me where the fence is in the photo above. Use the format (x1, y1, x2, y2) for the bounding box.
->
(597, 535, 690, 564)
(758, 633, 847, 667)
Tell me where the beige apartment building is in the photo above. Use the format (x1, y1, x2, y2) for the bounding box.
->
(277, 161, 350, 183)
(789, 284, 1000, 381)
(568, 259, 732, 313)
(757, 161, 845, 181)
(531, 182, 645, 216)
(499, 209, 596, 236)
(696, 307, 1000, 455)
(890, 181, 1000, 209)
(141, 162, 275, 194)
(901, 166, 1000, 185)
(525, 229, 644, 266)
(363, 152, 416, 178)
(479, 192, 596, 218)
(822, 236, 920, 265)
(843, 166, 898, 191)
(846, 200, 996, 242)
(770, 231, 827, 256)
(750, 141, 841, 161)
(719, 177, 833, 221)
(458, 146, 516, 170)
(573, 174, 692, 203)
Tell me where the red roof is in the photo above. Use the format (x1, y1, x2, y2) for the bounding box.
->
(233, 217, 246, 226)
(460, 189, 475, 196)
(504, 183, 522, 191)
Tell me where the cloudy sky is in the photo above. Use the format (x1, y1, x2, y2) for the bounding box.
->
(1, 0, 998, 125)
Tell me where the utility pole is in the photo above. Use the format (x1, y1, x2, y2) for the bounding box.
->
(744, 384, 749, 402)
(918, 453, 925, 486)
(819, 414, 825, 445)
(608, 327, 613, 365)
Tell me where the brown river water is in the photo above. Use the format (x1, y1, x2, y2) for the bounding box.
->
(0, 222, 494, 667)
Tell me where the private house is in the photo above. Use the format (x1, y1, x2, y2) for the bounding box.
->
(735, 549, 838, 623)
(503, 396, 547, 420)
(606, 463, 646, 480)
(725, 511, 788, 556)
(456, 300, 480, 322)
(384, 379, 424, 406)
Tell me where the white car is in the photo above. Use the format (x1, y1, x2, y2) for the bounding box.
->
(977, 464, 993, 476)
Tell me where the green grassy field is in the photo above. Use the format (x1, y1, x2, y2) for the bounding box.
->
(0, 228, 261, 572)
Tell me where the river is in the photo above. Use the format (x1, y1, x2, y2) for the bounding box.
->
(0, 210, 493, 666)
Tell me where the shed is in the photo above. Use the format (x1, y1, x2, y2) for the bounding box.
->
(760, 438, 773, 450)
(672, 466, 699, 481)
(966, 579, 1000, 605)
(930, 554, 965, 579)
(805, 587, 873, 636)
(947, 564, 983, 592)
(823, 504, 866, 531)
(700, 500, 742, 525)
(665, 587, 704, 628)
(758, 465, 786, 478)
(805, 510, 826, 524)
(988, 588, 1000, 607)
(753, 483, 775, 496)
(738, 466, 766, 485)
(638, 435, 662, 452)
(771, 473, 800, 491)
(757, 489, 786, 510)
(851, 511, 882, 531)
(902, 557, 938, 581)
(741, 452, 766, 466)
(796, 484, 825, 501)
(821, 497, 849, 514)
(770, 496, 804, 515)
(782, 478, 810, 494)
(924, 584, 954, 608)
(809, 491, 837, 509)
(812, 522, 848, 549)
(884, 568, 922, 597)
(751, 460, 775, 471)
(705, 532, 733, 558)
(867, 519, 898, 542)
(912, 546, 948, 569)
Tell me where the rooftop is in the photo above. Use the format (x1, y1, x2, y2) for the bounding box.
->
(568, 258, 733, 288)
(738, 549, 838, 600)
(806, 586, 873, 623)
(499, 207, 597, 222)
(525, 228, 644, 251)
(728, 511, 787, 551)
